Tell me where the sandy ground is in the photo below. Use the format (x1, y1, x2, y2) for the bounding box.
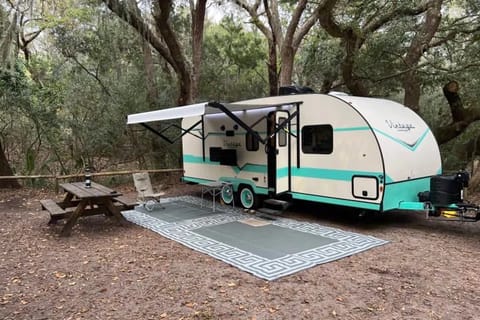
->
(1, 184, 479, 320)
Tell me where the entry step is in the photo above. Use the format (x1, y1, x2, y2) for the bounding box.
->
(257, 207, 283, 216)
(263, 198, 291, 211)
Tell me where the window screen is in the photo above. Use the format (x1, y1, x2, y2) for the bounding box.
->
(246, 131, 259, 151)
(301, 125, 333, 154)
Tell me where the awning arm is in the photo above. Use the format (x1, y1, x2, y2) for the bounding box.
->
(269, 110, 299, 139)
(208, 102, 268, 144)
(208, 101, 301, 144)
(141, 119, 203, 144)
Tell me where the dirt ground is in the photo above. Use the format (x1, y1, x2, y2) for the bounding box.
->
(1, 183, 479, 320)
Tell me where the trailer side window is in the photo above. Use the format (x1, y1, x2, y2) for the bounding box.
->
(302, 125, 333, 154)
(246, 131, 259, 151)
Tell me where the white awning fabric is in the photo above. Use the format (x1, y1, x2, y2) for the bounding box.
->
(127, 101, 301, 125)
(127, 102, 208, 124)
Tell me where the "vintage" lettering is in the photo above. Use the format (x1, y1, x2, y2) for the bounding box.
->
(385, 120, 415, 132)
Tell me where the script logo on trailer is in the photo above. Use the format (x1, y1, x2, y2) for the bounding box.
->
(385, 120, 416, 132)
(224, 140, 241, 148)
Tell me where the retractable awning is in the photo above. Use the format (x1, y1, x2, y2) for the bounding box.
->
(127, 100, 302, 145)
(127, 101, 302, 125)
(127, 102, 207, 124)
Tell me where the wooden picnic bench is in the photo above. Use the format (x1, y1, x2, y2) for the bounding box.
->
(40, 181, 137, 236)
(113, 195, 138, 209)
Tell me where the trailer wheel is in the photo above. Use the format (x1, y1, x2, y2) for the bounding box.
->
(239, 185, 258, 209)
(221, 184, 234, 205)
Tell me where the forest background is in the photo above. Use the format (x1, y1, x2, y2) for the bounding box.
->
(1, 0, 480, 189)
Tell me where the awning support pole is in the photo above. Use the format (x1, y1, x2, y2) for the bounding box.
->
(141, 119, 203, 144)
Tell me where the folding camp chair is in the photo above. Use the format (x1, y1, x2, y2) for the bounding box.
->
(132, 172, 165, 211)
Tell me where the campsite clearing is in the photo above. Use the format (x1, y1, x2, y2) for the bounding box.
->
(1, 185, 479, 319)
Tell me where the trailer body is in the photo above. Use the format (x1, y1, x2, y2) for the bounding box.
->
(128, 93, 444, 212)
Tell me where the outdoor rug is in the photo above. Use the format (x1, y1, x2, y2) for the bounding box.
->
(122, 196, 388, 281)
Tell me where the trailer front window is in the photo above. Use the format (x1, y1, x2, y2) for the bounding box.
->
(302, 125, 333, 154)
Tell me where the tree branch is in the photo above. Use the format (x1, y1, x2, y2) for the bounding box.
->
(434, 81, 480, 145)
(232, 0, 271, 40)
(364, 2, 429, 34)
(293, 3, 324, 48)
(318, 0, 345, 38)
(70, 56, 112, 97)
(101, 0, 176, 70)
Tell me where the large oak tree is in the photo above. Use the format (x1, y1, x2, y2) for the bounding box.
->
(102, 0, 207, 105)
(233, 0, 325, 95)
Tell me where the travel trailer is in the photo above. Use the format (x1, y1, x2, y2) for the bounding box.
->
(127, 92, 479, 221)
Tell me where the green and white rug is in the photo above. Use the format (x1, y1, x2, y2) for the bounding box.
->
(122, 196, 388, 281)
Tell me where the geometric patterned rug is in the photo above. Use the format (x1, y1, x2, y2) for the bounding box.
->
(122, 196, 388, 281)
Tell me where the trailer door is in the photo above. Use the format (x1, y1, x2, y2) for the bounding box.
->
(275, 111, 290, 194)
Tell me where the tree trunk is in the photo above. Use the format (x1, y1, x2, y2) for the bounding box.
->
(0, 141, 20, 188)
(342, 32, 369, 96)
(403, 73, 421, 113)
(104, 0, 206, 106)
(236, 0, 321, 95)
(191, 0, 207, 100)
(267, 40, 278, 96)
(153, 0, 194, 105)
(279, 45, 294, 87)
(402, 0, 442, 112)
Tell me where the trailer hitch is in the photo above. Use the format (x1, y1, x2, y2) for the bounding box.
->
(433, 203, 480, 222)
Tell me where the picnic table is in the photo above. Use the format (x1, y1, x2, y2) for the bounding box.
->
(40, 181, 136, 236)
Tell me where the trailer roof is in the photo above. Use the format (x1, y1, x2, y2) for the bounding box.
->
(127, 101, 301, 125)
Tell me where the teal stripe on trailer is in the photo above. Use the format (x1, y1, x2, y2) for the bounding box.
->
(183, 154, 218, 165)
(183, 176, 268, 195)
(373, 128, 430, 151)
(333, 126, 370, 132)
(185, 153, 394, 183)
(291, 192, 381, 211)
(236, 164, 267, 174)
(290, 167, 392, 183)
(183, 154, 267, 174)
(382, 177, 431, 211)
(183, 176, 215, 184)
(218, 177, 269, 195)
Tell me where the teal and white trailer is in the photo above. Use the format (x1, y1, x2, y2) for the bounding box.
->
(127, 92, 478, 220)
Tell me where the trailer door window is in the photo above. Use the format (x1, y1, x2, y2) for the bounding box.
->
(278, 117, 287, 147)
(302, 125, 333, 154)
(246, 131, 259, 151)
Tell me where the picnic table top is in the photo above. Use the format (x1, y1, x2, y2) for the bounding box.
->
(60, 181, 122, 199)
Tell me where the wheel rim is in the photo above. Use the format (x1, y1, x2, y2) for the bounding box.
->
(240, 187, 254, 209)
(221, 185, 233, 204)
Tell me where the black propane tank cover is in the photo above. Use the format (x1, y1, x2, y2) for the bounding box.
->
(430, 175, 462, 206)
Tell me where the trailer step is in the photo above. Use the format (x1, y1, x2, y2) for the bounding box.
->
(257, 207, 283, 216)
(263, 198, 291, 211)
